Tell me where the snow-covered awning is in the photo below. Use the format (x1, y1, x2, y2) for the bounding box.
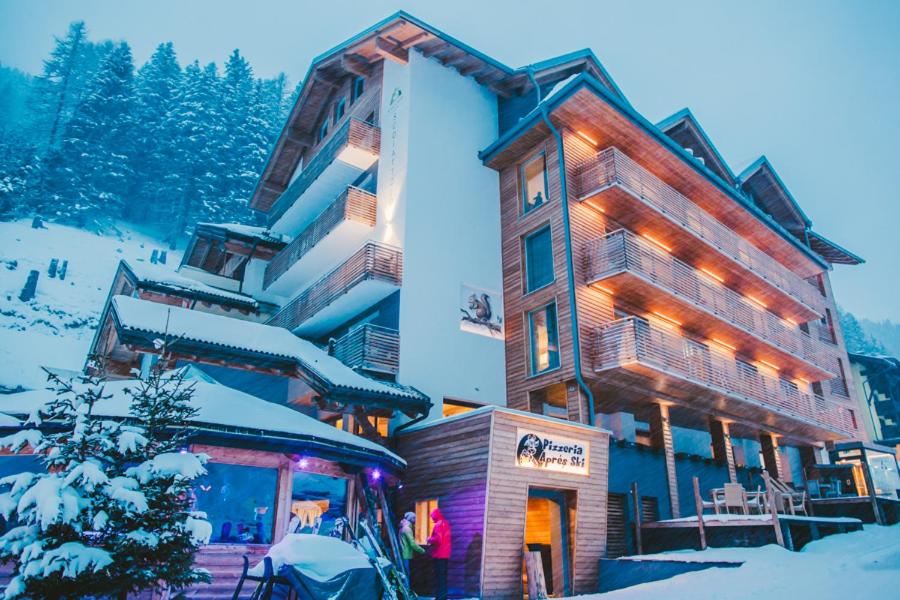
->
(0, 372, 405, 469)
(194, 222, 289, 246)
(108, 295, 429, 414)
(122, 260, 260, 309)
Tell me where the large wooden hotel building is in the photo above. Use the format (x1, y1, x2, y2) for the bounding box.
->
(3, 11, 868, 599)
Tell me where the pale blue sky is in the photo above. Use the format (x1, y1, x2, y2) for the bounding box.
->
(2, 0, 898, 321)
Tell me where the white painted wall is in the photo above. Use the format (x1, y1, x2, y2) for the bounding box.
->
(384, 50, 506, 416)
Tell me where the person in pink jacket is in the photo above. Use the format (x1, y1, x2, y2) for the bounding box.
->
(426, 507, 451, 600)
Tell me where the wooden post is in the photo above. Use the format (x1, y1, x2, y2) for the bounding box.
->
(631, 482, 643, 555)
(762, 471, 785, 548)
(860, 456, 886, 526)
(650, 403, 680, 518)
(709, 418, 737, 483)
(524, 551, 549, 600)
(692, 476, 707, 550)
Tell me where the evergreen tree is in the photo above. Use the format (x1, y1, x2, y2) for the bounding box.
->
(44, 42, 137, 227)
(130, 43, 182, 223)
(838, 307, 887, 355)
(0, 364, 211, 599)
(216, 49, 256, 219)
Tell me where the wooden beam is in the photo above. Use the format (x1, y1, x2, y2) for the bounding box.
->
(692, 476, 707, 550)
(375, 37, 408, 64)
(286, 128, 313, 147)
(263, 180, 286, 194)
(396, 31, 432, 49)
(341, 53, 372, 77)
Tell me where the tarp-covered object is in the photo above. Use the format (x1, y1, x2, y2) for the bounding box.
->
(251, 534, 382, 599)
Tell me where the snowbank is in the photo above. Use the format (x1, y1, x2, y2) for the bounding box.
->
(249, 534, 373, 581)
(567, 524, 900, 599)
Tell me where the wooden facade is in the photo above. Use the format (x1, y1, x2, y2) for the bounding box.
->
(396, 408, 610, 599)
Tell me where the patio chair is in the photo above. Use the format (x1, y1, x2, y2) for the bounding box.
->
(701, 488, 725, 514)
(745, 486, 767, 515)
(769, 477, 808, 515)
(723, 483, 749, 515)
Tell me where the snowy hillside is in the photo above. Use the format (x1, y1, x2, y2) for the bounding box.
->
(0, 219, 180, 391)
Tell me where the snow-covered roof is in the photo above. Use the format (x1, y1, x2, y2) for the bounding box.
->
(0, 373, 404, 467)
(109, 295, 427, 407)
(398, 404, 612, 436)
(194, 222, 288, 245)
(123, 261, 259, 308)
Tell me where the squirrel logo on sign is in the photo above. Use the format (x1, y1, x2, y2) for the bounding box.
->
(517, 433, 544, 467)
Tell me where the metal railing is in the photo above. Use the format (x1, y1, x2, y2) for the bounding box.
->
(585, 229, 838, 375)
(593, 317, 858, 437)
(263, 186, 377, 289)
(267, 242, 402, 332)
(576, 147, 825, 313)
(332, 324, 400, 375)
(268, 118, 380, 227)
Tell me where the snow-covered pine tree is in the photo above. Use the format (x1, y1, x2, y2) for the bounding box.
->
(43, 41, 137, 227)
(838, 307, 887, 355)
(130, 42, 183, 225)
(0, 362, 211, 599)
(216, 49, 256, 223)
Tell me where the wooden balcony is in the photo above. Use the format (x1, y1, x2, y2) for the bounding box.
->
(332, 324, 400, 376)
(576, 147, 825, 322)
(268, 118, 380, 236)
(585, 229, 838, 381)
(263, 186, 377, 293)
(267, 242, 401, 337)
(592, 317, 859, 441)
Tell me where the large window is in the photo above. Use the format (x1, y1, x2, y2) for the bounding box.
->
(524, 225, 554, 293)
(521, 152, 549, 214)
(290, 471, 349, 536)
(193, 463, 278, 544)
(529, 302, 560, 374)
(415, 499, 438, 544)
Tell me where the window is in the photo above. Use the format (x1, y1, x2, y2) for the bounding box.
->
(415, 499, 438, 544)
(443, 398, 479, 418)
(523, 225, 554, 293)
(521, 152, 549, 214)
(318, 120, 329, 143)
(333, 98, 346, 124)
(351, 77, 365, 103)
(529, 302, 560, 374)
(193, 462, 278, 544)
(528, 383, 567, 420)
(290, 471, 348, 536)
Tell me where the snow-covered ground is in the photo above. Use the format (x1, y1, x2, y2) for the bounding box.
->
(569, 524, 900, 599)
(0, 219, 179, 391)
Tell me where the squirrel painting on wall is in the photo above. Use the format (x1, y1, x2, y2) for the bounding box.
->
(460, 285, 503, 338)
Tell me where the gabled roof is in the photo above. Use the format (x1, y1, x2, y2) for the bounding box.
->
(738, 156, 812, 234)
(806, 231, 865, 266)
(108, 295, 428, 414)
(250, 11, 627, 211)
(657, 108, 737, 185)
(479, 72, 830, 271)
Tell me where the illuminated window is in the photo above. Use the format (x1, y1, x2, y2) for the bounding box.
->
(333, 98, 346, 124)
(524, 225, 554, 293)
(366, 416, 389, 437)
(529, 302, 560, 374)
(521, 152, 549, 214)
(443, 398, 480, 418)
(415, 499, 438, 544)
(351, 77, 366, 103)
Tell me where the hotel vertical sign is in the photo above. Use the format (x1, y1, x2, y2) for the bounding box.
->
(515, 428, 590, 476)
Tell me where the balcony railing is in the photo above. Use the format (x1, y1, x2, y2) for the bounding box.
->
(593, 317, 858, 438)
(576, 147, 824, 314)
(332, 324, 400, 375)
(267, 242, 402, 332)
(585, 229, 837, 376)
(268, 118, 380, 227)
(263, 186, 377, 289)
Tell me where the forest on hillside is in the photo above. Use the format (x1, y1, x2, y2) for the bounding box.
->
(0, 22, 294, 246)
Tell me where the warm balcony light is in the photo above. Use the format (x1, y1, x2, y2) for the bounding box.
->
(642, 233, 672, 253)
(576, 130, 598, 146)
(746, 295, 768, 309)
(785, 317, 798, 327)
(700, 268, 725, 283)
(711, 338, 737, 352)
(595, 285, 615, 295)
(757, 360, 780, 371)
(652, 311, 682, 327)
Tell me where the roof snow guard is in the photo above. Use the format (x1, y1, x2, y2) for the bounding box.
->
(108, 295, 428, 415)
(0, 374, 404, 469)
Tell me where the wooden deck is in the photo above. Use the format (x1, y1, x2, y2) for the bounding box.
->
(641, 514, 862, 553)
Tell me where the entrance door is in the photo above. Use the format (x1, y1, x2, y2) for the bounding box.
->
(524, 488, 575, 597)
